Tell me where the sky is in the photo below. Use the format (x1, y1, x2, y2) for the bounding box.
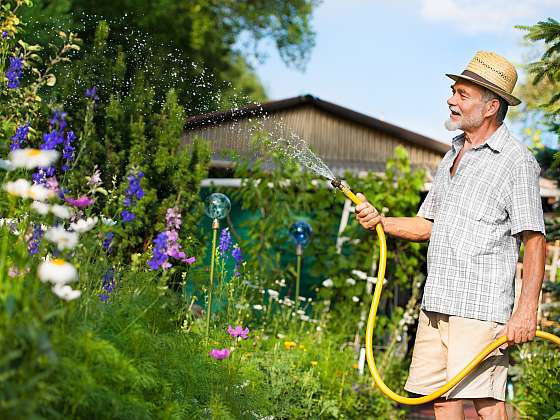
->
(249, 0, 560, 146)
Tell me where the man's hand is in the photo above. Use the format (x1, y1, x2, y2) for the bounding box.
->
(500, 308, 538, 346)
(355, 193, 383, 231)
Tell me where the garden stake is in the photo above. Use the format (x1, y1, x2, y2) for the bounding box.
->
(290, 221, 312, 310)
(203, 192, 231, 344)
(330, 177, 560, 405)
(295, 244, 302, 309)
(206, 218, 219, 344)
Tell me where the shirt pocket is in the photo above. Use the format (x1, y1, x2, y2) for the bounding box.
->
(470, 183, 507, 225)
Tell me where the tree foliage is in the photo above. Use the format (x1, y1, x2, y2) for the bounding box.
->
(22, 0, 319, 112)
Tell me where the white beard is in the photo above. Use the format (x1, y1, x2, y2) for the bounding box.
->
(444, 118, 461, 131)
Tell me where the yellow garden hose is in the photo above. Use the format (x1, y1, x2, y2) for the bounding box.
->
(333, 179, 560, 405)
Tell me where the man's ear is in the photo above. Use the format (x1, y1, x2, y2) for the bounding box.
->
(484, 98, 500, 118)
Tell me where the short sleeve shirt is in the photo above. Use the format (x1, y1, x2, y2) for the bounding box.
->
(418, 124, 545, 324)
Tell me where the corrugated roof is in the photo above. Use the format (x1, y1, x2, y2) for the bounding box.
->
(186, 94, 450, 155)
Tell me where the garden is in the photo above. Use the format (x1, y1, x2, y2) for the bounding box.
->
(0, 1, 559, 419)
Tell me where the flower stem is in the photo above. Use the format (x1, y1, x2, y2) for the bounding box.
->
(0, 224, 9, 302)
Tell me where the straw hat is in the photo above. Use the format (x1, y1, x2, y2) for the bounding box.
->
(446, 51, 521, 106)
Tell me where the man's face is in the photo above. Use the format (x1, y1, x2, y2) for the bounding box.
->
(445, 79, 486, 132)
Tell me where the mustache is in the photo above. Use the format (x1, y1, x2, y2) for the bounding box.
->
(449, 105, 462, 115)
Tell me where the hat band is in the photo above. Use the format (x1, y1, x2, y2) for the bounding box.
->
(461, 70, 508, 95)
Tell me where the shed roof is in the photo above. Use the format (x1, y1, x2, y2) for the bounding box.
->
(186, 94, 450, 155)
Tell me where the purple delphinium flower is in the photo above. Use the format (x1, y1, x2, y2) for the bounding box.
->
(98, 268, 115, 303)
(85, 86, 99, 101)
(45, 176, 60, 195)
(165, 230, 186, 260)
(27, 224, 44, 255)
(166, 207, 181, 231)
(2, 31, 8, 39)
(121, 171, 144, 223)
(65, 196, 95, 208)
(10, 124, 29, 151)
(218, 228, 232, 256)
(6, 57, 23, 89)
(102, 232, 114, 254)
(61, 130, 76, 172)
(227, 325, 249, 340)
(121, 210, 136, 222)
(148, 232, 169, 270)
(208, 348, 231, 360)
(232, 245, 243, 276)
(49, 110, 67, 131)
(125, 172, 144, 203)
(232, 246, 242, 264)
(161, 207, 196, 265)
(33, 111, 70, 184)
(32, 169, 47, 185)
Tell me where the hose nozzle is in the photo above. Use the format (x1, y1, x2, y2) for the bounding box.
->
(331, 178, 342, 189)
(331, 178, 362, 206)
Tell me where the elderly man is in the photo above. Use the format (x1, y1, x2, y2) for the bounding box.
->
(356, 51, 546, 420)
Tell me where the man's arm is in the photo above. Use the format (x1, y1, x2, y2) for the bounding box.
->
(355, 193, 433, 242)
(502, 231, 546, 344)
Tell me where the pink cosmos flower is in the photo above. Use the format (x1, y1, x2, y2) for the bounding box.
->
(227, 325, 249, 340)
(65, 195, 95, 208)
(209, 348, 231, 360)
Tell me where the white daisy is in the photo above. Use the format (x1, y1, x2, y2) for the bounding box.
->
(50, 204, 73, 219)
(252, 304, 263, 311)
(44, 226, 79, 250)
(346, 278, 356, 286)
(4, 179, 31, 198)
(52, 283, 81, 301)
(38, 258, 77, 284)
(9, 148, 59, 169)
(31, 201, 50, 215)
(28, 184, 54, 202)
(70, 216, 98, 233)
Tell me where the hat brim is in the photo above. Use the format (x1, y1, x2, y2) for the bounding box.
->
(446, 73, 521, 106)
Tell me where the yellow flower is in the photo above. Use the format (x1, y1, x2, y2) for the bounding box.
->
(352, 363, 359, 369)
(310, 360, 318, 367)
(284, 341, 297, 350)
(299, 344, 305, 350)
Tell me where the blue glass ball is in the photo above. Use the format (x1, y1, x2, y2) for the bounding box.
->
(204, 193, 231, 220)
(290, 221, 312, 247)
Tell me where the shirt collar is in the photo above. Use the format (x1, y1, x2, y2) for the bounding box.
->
(450, 124, 509, 153)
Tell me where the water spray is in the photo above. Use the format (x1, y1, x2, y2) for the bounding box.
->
(330, 177, 560, 405)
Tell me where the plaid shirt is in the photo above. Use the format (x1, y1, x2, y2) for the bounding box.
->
(418, 124, 545, 323)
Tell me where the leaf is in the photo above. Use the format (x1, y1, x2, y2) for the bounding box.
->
(27, 44, 42, 52)
(45, 74, 56, 86)
(548, 412, 560, 420)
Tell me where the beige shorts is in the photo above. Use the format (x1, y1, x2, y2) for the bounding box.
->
(404, 310, 509, 401)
